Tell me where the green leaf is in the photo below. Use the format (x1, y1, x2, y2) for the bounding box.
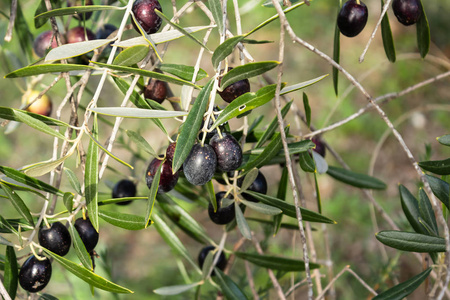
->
(0, 182, 35, 227)
(0, 106, 69, 127)
(0, 166, 64, 196)
(279, 74, 329, 95)
(313, 171, 322, 213)
(34, 0, 48, 29)
(418, 188, 438, 236)
(437, 134, 450, 146)
(312, 151, 328, 174)
(113, 45, 149, 66)
(240, 199, 282, 215)
(0, 236, 14, 247)
(248, 140, 315, 156)
(0, 180, 46, 199)
(243, 191, 336, 224)
(152, 213, 200, 272)
(46, 39, 115, 61)
(63, 192, 74, 213)
(160, 64, 208, 81)
(326, 166, 387, 190)
(5, 64, 95, 78)
(303, 93, 311, 127)
(332, 6, 340, 96)
(380, 0, 396, 62)
(426, 174, 449, 209)
(399, 184, 427, 234)
(273, 166, 288, 235)
(35, 5, 122, 21)
(68, 222, 93, 270)
(219, 62, 279, 92)
(214, 269, 248, 300)
(15, 0, 34, 62)
(93, 62, 200, 88)
(172, 79, 215, 172)
(4, 246, 18, 300)
(129, 13, 162, 62)
(375, 230, 446, 252)
(299, 151, 315, 173)
(0, 216, 19, 235)
(373, 268, 432, 300)
(85, 116, 99, 232)
(155, 10, 211, 52)
(212, 84, 281, 129)
(235, 202, 252, 240)
(212, 36, 245, 69)
(99, 210, 147, 230)
(208, 0, 224, 34)
(13, 110, 66, 140)
(157, 194, 211, 244)
(419, 158, 450, 175)
(126, 130, 156, 157)
(240, 168, 259, 192)
(154, 281, 202, 296)
(255, 101, 292, 148)
(89, 107, 187, 119)
(235, 252, 320, 272)
(416, 0, 430, 59)
(64, 167, 82, 195)
(145, 162, 162, 228)
(42, 248, 133, 293)
(206, 180, 217, 213)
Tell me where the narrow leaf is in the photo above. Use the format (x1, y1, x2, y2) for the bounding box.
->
(208, 0, 224, 34)
(327, 166, 387, 190)
(437, 134, 450, 146)
(14, 0, 34, 61)
(35, 5, 122, 20)
(113, 45, 149, 66)
(418, 189, 438, 236)
(126, 130, 156, 157)
(235, 252, 320, 272)
(303, 93, 311, 127)
(240, 199, 282, 215)
(14, 110, 66, 140)
(279, 74, 329, 95)
(160, 64, 208, 81)
(256, 101, 292, 148)
(145, 162, 162, 228)
(34, 0, 48, 29)
(332, 7, 340, 96)
(154, 281, 202, 296)
(380, 0, 396, 62)
(235, 202, 252, 240)
(43, 248, 133, 293)
(373, 268, 432, 300)
(249, 140, 315, 156)
(46, 39, 115, 61)
(172, 79, 215, 172)
(5, 64, 95, 78)
(68, 223, 93, 270)
(214, 269, 248, 300)
(298, 151, 316, 173)
(426, 174, 449, 209)
(4, 246, 18, 299)
(375, 230, 446, 252)
(99, 210, 147, 230)
(85, 117, 99, 232)
(206, 180, 217, 213)
(89, 107, 187, 119)
(419, 158, 450, 175)
(0, 106, 69, 127)
(273, 166, 288, 235)
(64, 167, 82, 195)
(399, 184, 427, 234)
(212, 36, 245, 69)
(416, 0, 430, 58)
(63, 192, 74, 213)
(219, 62, 279, 91)
(0, 182, 35, 227)
(24, 152, 73, 177)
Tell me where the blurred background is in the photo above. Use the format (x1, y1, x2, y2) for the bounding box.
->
(0, 0, 449, 299)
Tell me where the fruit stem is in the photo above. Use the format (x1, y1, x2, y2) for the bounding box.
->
(30, 243, 47, 260)
(43, 217, 50, 229)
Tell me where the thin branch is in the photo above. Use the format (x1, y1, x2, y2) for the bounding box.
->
(4, 0, 17, 42)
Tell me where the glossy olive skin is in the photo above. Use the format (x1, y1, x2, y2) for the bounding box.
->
(392, 0, 421, 26)
(67, 0, 94, 20)
(208, 192, 235, 225)
(165, 142, 176, 165)
(38, 222, 71, 256)
(74, 217, 99, 253)
(238, 170, 268, 202)
(33, 31, 65, 58)
(132, 0, 163, 34)
(66, 26, 96, 44)
(144, 78, 167, 103)
(146, 158, 179, 193)
(112, 179, 136, 205)
(19, 255, 52, 293)
(198, 246, 227, 275)
(337, 0, 368, 37)
(183, 144, 217, 186)
(218, 68, 251, 103)
(311, 137, 326, 157)
(210, 133, 243, 172)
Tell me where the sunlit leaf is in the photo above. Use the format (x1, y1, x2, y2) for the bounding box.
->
(219, 62, 279, 92)
(160, 64, 208, 81)
(46, 39, 115, 61)
(89, 107, 187, 119)
(113, 45, 149, 66)
(13, 110, 66, 140)
(240, 199, 282, 215)
(256, 101, 292, 148)
(99, 210, 147, 230)
(64, 167, 82, 195)
(126, 130, 156, 157)
(279, 75, 329, 95)
(5, 64, 95, 78)
(154, 281, 202, 296)
(0, 182, 35, 227)
(212, 36, 245, 69)
(63, 192, 74, 213)
(0, 106, 69, 127)
(68, 222, 93, 270)
(208, 0, 224, 34)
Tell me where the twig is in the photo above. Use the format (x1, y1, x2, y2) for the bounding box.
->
(4, 0, 17, 42)
(245, 260, 259, 300)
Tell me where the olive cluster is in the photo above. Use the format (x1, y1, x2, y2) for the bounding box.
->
(19, 218, 98, 293)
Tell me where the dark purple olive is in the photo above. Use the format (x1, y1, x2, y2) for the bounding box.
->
(165, 142, 176, 165)
(183, 144, 217, 186)
(210, 133, 243, 172)
(38, 222, 71, 256)
(144, 78, 167, 104)
(146, 157, 179, 193)
(218, 68, 251, 103)
(33, 31, 65, 58)
(74, 217, 99, 253)
(66, 26, 96, 44)
(237, 170, 268, 202)
(131, 0, 163, 34)
(311, 137, 326, 157)
(67, 0, 94, 20)
(392, 0, 421, 26)
(198, 246, 227, 276)
(19, 255, 52, 293)
(96, 24, 117, 39)
(112, 179, 136, 205)
(337, 0, 368, 37)
(208, 192, 235, 225)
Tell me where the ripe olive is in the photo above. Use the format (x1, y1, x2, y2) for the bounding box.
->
(74, 217, 99, 253)
(112, 179, 136, 205)
(146, 157, 179, 193)
(38, 221, 71, 256)
(198, 246, 227, 276)
(210, 132, 243, 172)
(218, 68, 251, 103)
(33, 31, 64, 58)
(165, 142, 176, 165)
(144, 78, 167, 104)
(337, 0, 368, 37)
(238, 170, 268, 202)
(67, 0, 94, 20)
(19, 255, 52, 293)
(66, 26, 96, 44)
(208, 192, 235, 225)
(311, 137, 326, 157)
(392, 0, 421, 26)
(183, 144, 217, 186)
(132, 0, 163, 34)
